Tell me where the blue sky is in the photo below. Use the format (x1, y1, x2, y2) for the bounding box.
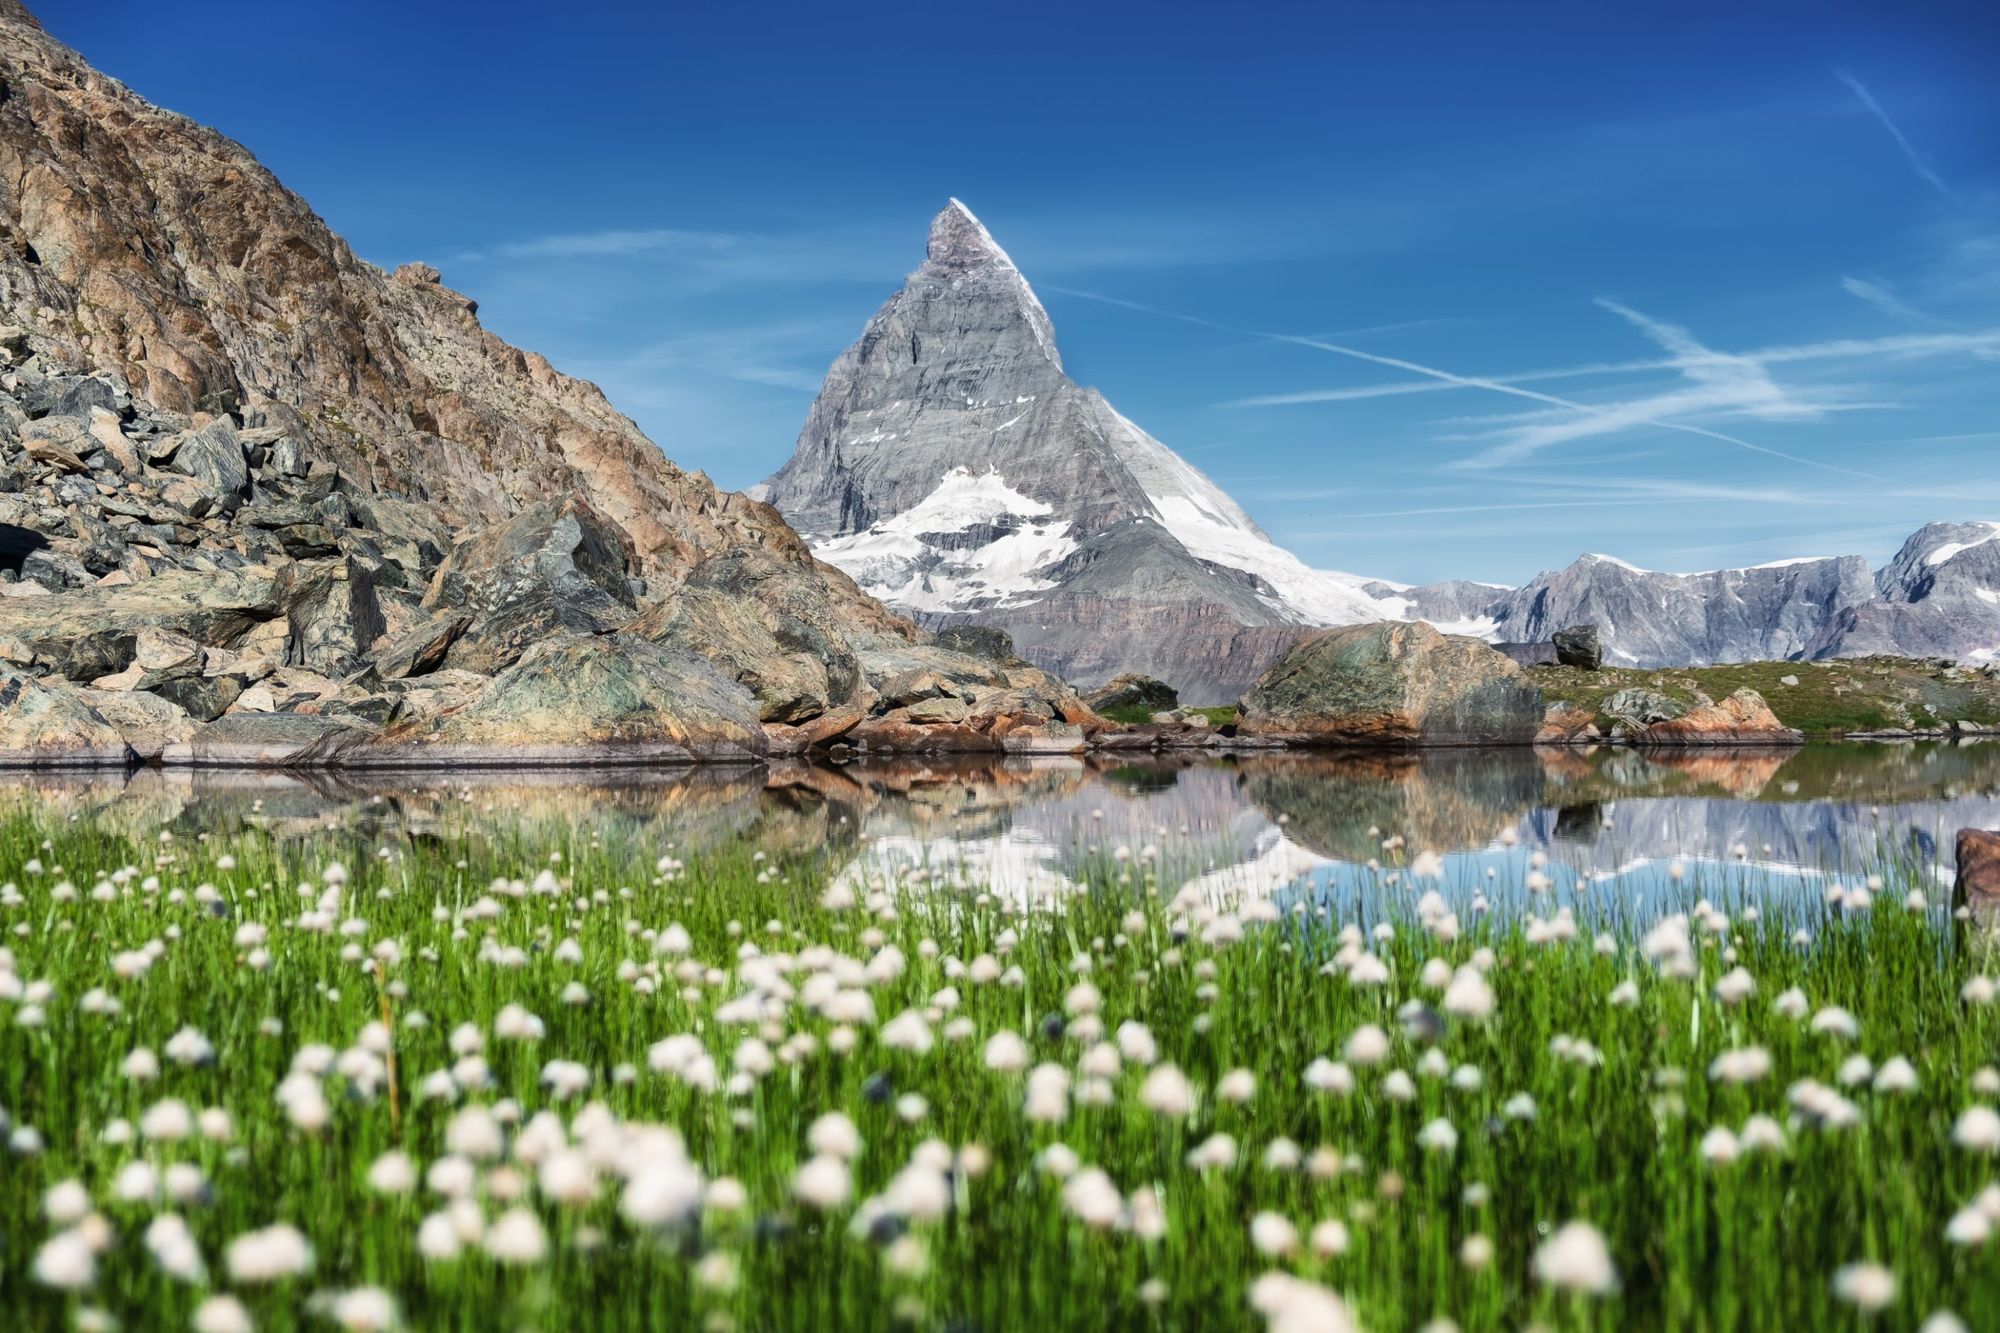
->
(45, 0, 2000, 584)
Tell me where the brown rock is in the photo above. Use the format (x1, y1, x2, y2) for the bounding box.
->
(1955, 828, 2000, 902)
(0, 671, 132, 765)
(1635, 688, 1801, 746)
(1535, 702, 1602, 745)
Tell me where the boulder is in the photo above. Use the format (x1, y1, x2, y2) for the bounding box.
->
(0, 673, 133, 765)
(1955, 829, 2000, 903)
(932, 623, 1018, 663)
(1084, 673, 1180, 715)
(1237, 621, 1545, 747)
(998, 720, 1086, 754)
(1633, 688, 1801, 746)
(425, 498, 638, 674)
(348, 633, 765, 767)
(1599, 688, 1686, 731)
(148, 674, 244, 723)
(681, 551, 862, 709)
(1535, 702, 1601, 745)
(133, 626, 202, 675)
(1552, 624, 1603, 671)
(373, 612, 470, 680)
(169, 418, 250, 504)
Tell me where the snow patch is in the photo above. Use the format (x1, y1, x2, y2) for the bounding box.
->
(1099, 409, 1408, 625)
(813, 467, 1076, 613)
(1923, 522, 2000, 567)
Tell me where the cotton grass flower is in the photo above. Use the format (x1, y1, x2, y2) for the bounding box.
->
(1534, 1220, 1617, 1294)
(1416, 1118, 1458, 1154)
(483, 1208, 547, 1264)
(1832, 1262, 1896, 1312)
(225, 1224, 313, 1283)
(1140, 1064, 1195, 1117)
(1953, 1106, 2000, 1153)
(33, 1228, 96, 1290)
(1708, 1047, 1771, 1084)
(1946, 1207, 1992, 1245)
(807, 1112, 863, 1161)
(1441, 967, 1494, 1020)
(1248, 1273, 1359, 1333)
(794, 1155, 851, 1209)
(1249, 1212, 1299, 1256)
(192, 1297, 253, 1333)
(367, 1151, 417, 1195)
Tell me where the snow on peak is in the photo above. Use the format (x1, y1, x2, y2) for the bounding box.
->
(1922, 521, 2000, 567)
(1097, 409, 1410, 625)
(1581, 553, 1650, 573)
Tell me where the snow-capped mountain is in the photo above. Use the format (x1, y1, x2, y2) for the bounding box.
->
(759, 200, 2000, 696)
(758, 200, 1401, 699)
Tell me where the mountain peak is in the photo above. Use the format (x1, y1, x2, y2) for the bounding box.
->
(926, 197, 1017, 272)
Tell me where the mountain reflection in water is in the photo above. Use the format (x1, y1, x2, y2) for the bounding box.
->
(6, 742, 1997, 911)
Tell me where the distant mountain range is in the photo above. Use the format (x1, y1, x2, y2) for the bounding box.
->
(759, 202, 2000, 700)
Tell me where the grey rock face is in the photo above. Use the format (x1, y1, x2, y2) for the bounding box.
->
(355, 634, 768, 767)
(170, 418, 250, 506)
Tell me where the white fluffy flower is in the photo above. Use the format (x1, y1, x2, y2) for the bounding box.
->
(1533, 1220, 1617, 1294)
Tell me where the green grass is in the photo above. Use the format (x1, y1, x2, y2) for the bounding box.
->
(1532, 656, 2000, 736)
(3, 803, 1999, 1331)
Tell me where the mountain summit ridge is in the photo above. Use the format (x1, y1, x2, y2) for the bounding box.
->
(761, 200, 1400, 699)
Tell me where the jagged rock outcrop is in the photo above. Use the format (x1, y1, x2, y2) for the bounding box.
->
(1237, 622, 1545, 748)
(760, 200, 1406, 702)
(0, 3, 1089, 765)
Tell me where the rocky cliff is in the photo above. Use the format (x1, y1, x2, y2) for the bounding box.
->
(0, 2, 1092, 766)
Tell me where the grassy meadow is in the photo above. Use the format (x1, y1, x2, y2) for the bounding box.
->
(2, 799, 1999, 1331)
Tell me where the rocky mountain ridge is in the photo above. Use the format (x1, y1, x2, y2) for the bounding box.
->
(0, 1, 1098, 766)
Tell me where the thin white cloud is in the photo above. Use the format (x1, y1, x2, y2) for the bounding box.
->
(1834, 68, 1953, 198)
(1841, 275, 1937, 326)
(1223, 329, 2000, 408)
(1046, 286, 1884, 479)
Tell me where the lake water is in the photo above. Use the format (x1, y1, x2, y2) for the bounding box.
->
(9, 740, 1999, 917)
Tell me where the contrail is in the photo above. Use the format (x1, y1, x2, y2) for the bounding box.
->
(1834, 68, 1953, 198)
(1042, 284, 1885, 481)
